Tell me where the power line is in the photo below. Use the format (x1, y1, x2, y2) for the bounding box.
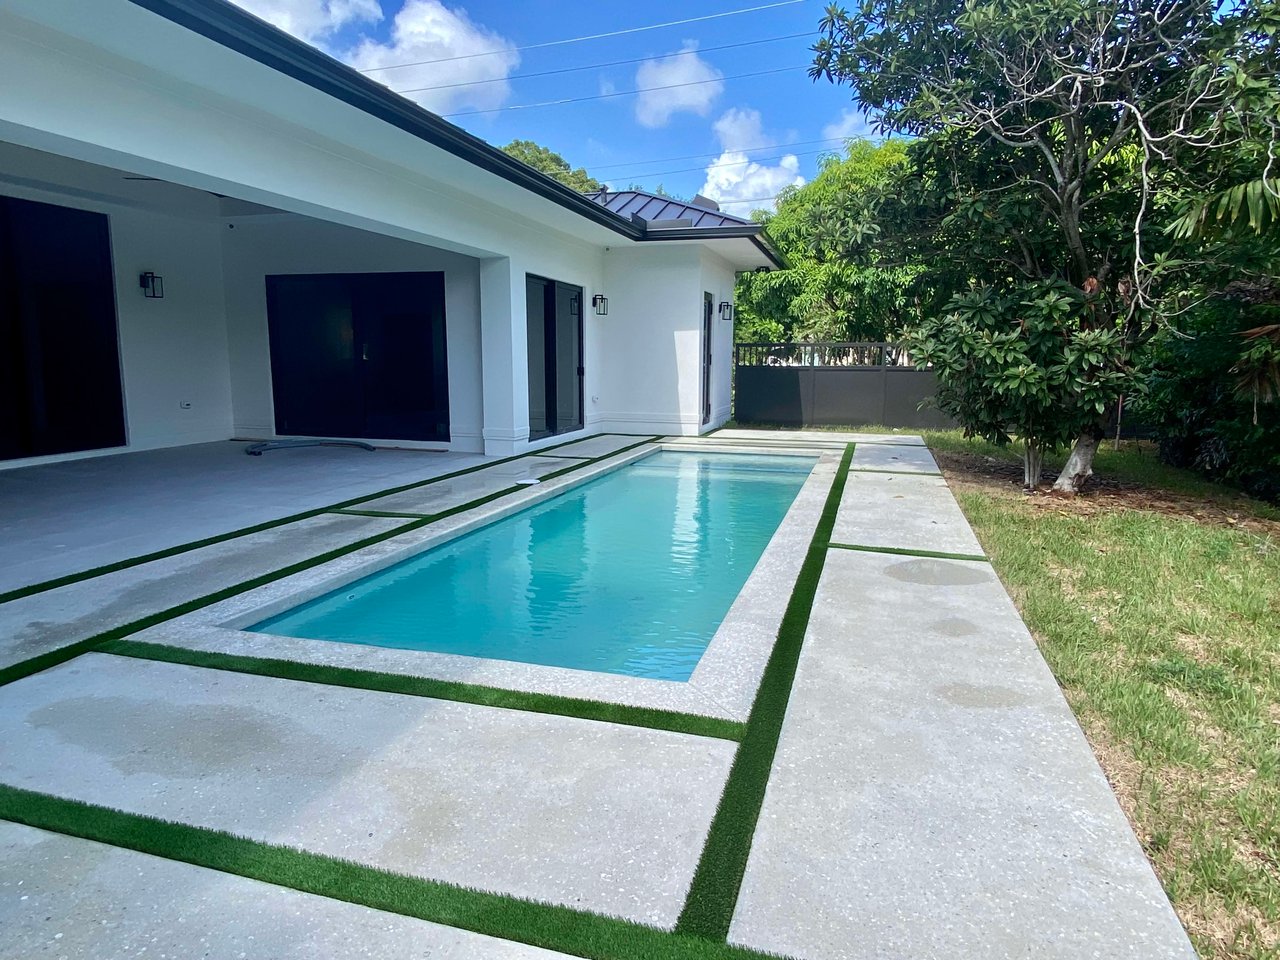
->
(589, 135, 854, 172)
(441, 65, 805, 118)
(716, 194, 788, 205)
(360, 0, 807, 74)
(391, 32, 812, 95)
(609, 145, 847, 182)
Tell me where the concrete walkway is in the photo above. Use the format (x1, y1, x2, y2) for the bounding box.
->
(0, 429, 1193, 959)
(729, 466, 1194, 957)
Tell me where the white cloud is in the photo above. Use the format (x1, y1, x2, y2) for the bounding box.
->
(700, 108, 805, 214)
(346, 1, 519, 114)
(230, 0, 382, 45)
(634, 42, 724, 129)
(822, 108, 875, 142)
(712, 106, 771, 152)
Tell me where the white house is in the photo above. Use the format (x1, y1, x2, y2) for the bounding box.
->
(0, 0, 781, 468)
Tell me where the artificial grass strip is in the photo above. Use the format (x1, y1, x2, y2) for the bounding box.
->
(100, 639, 745, 742)
(330, 508, 434, 519)
(0, 433, 655, 606)
(0, 636, 115, 691)
(826, 542, 989, 563)
(674, 442, 855, 941)
(0, 785, 781, 960)
(0, 440, 661, 689)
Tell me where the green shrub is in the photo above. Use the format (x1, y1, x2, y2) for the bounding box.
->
(1141, 300, 1280, 501)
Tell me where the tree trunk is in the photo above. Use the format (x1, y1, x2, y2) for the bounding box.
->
(1023, 439, 1045, 491)
(1052, 431, 1101, 495)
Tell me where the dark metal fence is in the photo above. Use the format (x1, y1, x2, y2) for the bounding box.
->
(733, 341, 958, 429)
(734, 341, 912, 368)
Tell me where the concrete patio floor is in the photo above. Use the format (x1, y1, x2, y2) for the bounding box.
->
(0, 440, 486, 594)
(0, 430, 1194, 959)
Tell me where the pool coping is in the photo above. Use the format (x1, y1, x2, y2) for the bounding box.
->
(125, 443, 842, 723)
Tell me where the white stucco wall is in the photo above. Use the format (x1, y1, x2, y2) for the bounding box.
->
(219, 217, 485, 452)
(111, 210, 234, 449)
(0, 180, 234, 470)
(474, 243, 609, 455)
(700, 248, 739, 429)
(596, 245, 702, 436)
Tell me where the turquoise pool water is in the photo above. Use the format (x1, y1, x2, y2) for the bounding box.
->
(250, 451, 815, 680)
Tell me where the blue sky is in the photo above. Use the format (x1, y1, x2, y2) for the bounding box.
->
(229, 0, 873, 213)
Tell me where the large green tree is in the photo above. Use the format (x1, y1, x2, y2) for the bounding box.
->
(811, 0, 1274, 492)
(735, 138, 918, 343)
(502, 139, 602, 192)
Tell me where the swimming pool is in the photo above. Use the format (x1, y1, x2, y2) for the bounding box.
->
(249, 451, 815, 680)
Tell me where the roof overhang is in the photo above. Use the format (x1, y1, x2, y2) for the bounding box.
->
(119, 0, 780, 264)
(640, 224, 787, 270)
(124, 0, 647, 240)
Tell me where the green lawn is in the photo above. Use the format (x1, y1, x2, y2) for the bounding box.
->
(923, 432, 1279, 960)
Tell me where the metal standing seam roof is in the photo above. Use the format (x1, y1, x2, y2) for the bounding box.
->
(584, 190, 756, 229)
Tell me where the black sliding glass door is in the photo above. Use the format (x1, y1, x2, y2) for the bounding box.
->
(0, 195, 126, 462)
(526, 275, 583, 440)
(702, 292, 714, 426)
(266, 272, 449, 442)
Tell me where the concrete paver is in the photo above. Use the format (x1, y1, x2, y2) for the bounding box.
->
(0, 513, 406, 672)
(850, 442, 941, 474)
(0, 822, 576, 959)
(832, 471, 985, 557)
(729, 547, 1196, 959)
(0, 654, 736, 928)
(712, 429, 926, 446)
(357, 457, 583, 515)
(540, 434, 648, 458)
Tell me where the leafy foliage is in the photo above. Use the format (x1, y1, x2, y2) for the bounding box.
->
(1141, 301, 1280, 500)
(734, 139, 917, 342)
(1171, 178, 1280, 240)
(501, 139, 601, 192)
(909, 283, 1132, 485)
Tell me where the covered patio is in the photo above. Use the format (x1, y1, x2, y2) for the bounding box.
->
(1, 0, 778, 479)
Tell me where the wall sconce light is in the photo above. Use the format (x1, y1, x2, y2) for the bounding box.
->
(139, 272, 164, 299)
(591, 294, 609, 316)
(719, 301, 734, 321)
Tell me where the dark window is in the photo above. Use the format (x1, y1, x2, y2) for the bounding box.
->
(702, 292, 714, 426)
(0, 195, 125, 461)
(526, 275, 583, 440)
(266, 272, 449, 442)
